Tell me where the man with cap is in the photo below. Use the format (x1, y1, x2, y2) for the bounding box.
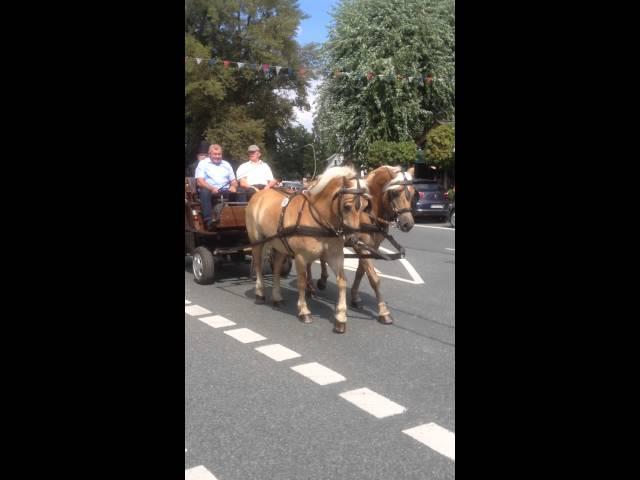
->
(186, 140, 209, 177)
(195, 144, 238, 229)
(236, 144, 278, 200)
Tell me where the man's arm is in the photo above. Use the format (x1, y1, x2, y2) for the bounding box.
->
(263, 165, 278, 189)
(196, 177, 218, 194)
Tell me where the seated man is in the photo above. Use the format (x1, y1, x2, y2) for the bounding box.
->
(195, 144, 238, 229)
(236, 144, 278, 200)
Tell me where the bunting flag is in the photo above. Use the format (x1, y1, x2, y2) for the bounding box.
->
(185, 56, 450, 84)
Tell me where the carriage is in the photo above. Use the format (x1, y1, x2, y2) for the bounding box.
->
(184, 177, 292, 284)
(185, 165, 414, 332)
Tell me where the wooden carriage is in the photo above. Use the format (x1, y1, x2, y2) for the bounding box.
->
(185, 177, 292, 284)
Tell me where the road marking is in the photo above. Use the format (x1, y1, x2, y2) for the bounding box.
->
(185, 465, 219, 480)
(185, 305, 212, 316)
(223, 327, 266, 343)
(339, 387, 407, 418)
(290, 362, 346, 385)
(185, 299, 191, 304)
(445, 248, 455, 251)
(314, 247, 425, 285)
(402, 422, 455, 461)
(199, 315, 236, 329)
(413, 225, 454, 230)
(255, 344, 301, 361)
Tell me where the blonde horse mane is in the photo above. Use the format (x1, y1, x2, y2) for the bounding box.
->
(307, 165, 358, 197)
(367, 166, 413, 192)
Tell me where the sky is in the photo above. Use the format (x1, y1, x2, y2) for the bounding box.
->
(292, 1, 340, 132)
(295, 0, 338, 45)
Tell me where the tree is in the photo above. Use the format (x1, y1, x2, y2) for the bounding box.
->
(366, 141, 416, 170)
(424, 123, 454, 169)
(315, 0, 454, 163)
(185, 0, 317, 171)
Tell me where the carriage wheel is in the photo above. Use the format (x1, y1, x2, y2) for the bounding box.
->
(192, 247, 216, 284)
(450, 210, 455, 228)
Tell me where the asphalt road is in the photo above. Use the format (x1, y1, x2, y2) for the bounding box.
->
(185, 219, 455, 479)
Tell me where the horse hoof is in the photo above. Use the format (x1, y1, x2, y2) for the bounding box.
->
(351, 299, 362, 309)
(255, 295, 266, 305)
(333, 321, 346, 334)
(317, 279, 327, 290)
(273, 300, 284, 308)
(377, 314, 393, 325)
(305, 289, 313, 298)
(298, 314, 313, 324)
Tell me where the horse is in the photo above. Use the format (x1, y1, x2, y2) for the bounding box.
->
(309, 165, 415, 324)
(245, 165, 370, 333)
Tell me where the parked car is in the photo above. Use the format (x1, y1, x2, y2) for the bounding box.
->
(449, 202, 455, 228)
(411, 179, 451, 221)
(281, 180, 304, 191)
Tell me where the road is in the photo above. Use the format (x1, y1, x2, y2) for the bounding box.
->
(185, 220, 455, 479)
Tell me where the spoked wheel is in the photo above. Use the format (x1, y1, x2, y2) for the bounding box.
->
(192, 246, 216, 284)
(450, 209, 455, 228)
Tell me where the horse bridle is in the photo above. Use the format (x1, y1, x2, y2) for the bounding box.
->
(384, 171, 413, 221)
(329, 176, 370, 234)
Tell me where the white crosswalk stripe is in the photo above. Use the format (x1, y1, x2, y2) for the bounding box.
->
(223, 327, 267, 343)
(402, 422, 455, 460)
(255, 343, 301, 361)
(185, 305, 212, 316)
(339, 387, 406, 418)
(185, 465, 219, 480)
(198, 315, 236, 328)
(290, 362, 346, 385)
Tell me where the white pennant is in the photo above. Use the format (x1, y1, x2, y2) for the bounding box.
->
(275, 66, 282, 75)
(195, 58, 203, 65)
(237, 62, 244, 69)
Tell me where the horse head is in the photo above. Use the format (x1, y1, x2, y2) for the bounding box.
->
(307, 166, 371, 243)
(368, 166, 415, 232)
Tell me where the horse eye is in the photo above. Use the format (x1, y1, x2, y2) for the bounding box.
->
(343, 204, 352, 213)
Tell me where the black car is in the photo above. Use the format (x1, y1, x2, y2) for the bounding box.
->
(411, 180, 451, 221)
(281, 180, 304, 191)
(449, 203, 455, 228)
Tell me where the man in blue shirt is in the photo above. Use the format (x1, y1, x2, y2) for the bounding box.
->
(195, 144, 238, 229)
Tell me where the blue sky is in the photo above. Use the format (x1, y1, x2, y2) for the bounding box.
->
(292, 1, 340, 132)
(295, 0, 339, 45)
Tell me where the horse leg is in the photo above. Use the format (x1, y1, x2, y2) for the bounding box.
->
(295, 254, 313, 324)
(361, 258, 393, 324)
(271, 250, 286, 307)
(252, 244, 266, 305)
(317, 260, 329, 290)
(326, 256, 348, 333)
(350, 259, 366, 308)
(305, 262, 316, 297)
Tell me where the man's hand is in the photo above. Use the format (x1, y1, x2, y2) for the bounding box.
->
(210, 186, 219, 194)
(229, 186, 237, 193)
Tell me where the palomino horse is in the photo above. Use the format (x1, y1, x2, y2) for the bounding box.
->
(245, 166, 370, 333)
(310, 166, 415, 324)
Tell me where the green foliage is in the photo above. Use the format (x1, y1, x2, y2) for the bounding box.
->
(185, 0, 317, 169)
(316, 0, 454, 163)
(424, 123, 454, 168)
(270, 125, 315, 179)
(366, 141, 417, 170)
